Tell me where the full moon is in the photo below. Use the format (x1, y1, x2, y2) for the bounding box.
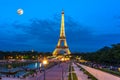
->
(17, 9, 23, 15)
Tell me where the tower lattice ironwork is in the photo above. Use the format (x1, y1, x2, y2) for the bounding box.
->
(53, 11, 71, 56)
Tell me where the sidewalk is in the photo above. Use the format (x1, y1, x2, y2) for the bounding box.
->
(78, 63, 120, 80)
(72, 63, 90, 80)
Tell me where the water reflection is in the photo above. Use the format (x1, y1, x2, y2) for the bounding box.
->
(0, 62, 41, 77)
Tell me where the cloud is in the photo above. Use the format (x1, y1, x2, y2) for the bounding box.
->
(1, 16, 120, 52)
(0, 40, 31, 51)
(12, 17, 92, 44)
(11, 17, 97, 52)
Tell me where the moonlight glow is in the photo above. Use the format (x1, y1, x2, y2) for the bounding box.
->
(17, 9, 23, 15)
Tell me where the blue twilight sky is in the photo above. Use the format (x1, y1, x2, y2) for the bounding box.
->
(0, 0, 120, 52)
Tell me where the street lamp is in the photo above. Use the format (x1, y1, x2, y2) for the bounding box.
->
(8, 64, 12, 77)
(61, 66, 64, 80)
(61, 58, 64, 80)
(42, 59, 48, 80)
(43, 60, 48, 65)
(61, 58, 64, 62)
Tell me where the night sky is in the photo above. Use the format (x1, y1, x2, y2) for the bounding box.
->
(0, 0, 120, 52)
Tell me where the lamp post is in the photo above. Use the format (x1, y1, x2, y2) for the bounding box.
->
(42, 59, 48, 80)
(8, 64, 12, 77)
(61, 58, 64, 80)
(61, 66, 64, 80)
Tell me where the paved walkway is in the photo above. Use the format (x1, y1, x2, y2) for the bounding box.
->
(72, 63, 90, 80)
(44, 62, 68, 80)
(27, 62, 69, 80)
(78, 63, 120, 80)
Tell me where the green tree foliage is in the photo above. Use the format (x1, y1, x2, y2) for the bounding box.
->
(82, 43, 120, 65)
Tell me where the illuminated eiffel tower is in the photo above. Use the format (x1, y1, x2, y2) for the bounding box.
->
(53, 10, 71, 56)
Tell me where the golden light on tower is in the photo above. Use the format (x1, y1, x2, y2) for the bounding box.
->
(52, 10, 71, 56)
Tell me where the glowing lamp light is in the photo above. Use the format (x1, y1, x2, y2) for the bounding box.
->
(16, 56, 18, 59)
(40, 63, 42, 67)
(61, 58, 64, 61)
(43, 60, 48, 65)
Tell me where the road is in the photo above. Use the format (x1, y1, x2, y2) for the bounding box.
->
(78, 63, 120, 80)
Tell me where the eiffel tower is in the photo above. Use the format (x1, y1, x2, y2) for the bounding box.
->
(53, 10, 71, 56)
